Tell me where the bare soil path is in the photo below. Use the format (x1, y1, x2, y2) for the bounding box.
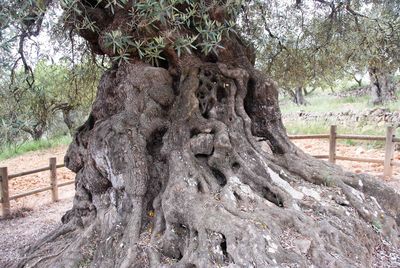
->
(0, 145, 75, 266)
(0, 142, 399, 266)
(0, 145, 75, 214)
(0, 198, 72, 267)
(292, 139, 400, 191)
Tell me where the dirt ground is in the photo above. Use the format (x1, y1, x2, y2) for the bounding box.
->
(0, 145, 75, 266)
(292, 139, 400, 191)
(0, 142, 399, 266)
(0, 145, 75, 214)
(0, 198, 73, 267)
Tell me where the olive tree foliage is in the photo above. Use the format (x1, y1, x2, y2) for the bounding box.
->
(59, 0, 241, 65)
(50, 60, 100, 136)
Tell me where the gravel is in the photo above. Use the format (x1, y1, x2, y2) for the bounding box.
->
(0, 196, 73, 267)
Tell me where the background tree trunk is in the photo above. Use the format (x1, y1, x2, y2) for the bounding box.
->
(295, 86, 307, 105)
(287, 87, 307, 106)
(21, 124, 45, 141)
(351, 72, 363, 87)
(354, 76, 362, 87)
(368, 67, 397, 105)
(61, 107, 77, 136)
(303, 87, 316, 96)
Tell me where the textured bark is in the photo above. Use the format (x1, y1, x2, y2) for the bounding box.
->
(21, 124, 45, 141)
(287, 87, 307, 106)
(294, 87, 307, 106)
(354, 76, 362, 87)
(61, 107, 77, 136)
(368, 67, 397, 105)
(14, 3, 400, 268)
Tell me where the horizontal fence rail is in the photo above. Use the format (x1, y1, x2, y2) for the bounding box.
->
(1, 157, 74, 217)
(8, 167, 53, 180)
(336, 135, 386, 141)
(289, 125, 399, 179)
(334, 156, 384, 164)
(288, 134, 330, 140)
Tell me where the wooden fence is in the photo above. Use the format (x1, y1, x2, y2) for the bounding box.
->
(289, 125, 400, 178)
(0, 157, 74, 217)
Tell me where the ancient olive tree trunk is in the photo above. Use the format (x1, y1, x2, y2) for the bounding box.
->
(15, 3, 400, 268)
(17, 54, 400, 268)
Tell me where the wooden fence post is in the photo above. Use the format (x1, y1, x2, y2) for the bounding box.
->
(50, 157, 59, 202)
(329, 125, 337, 163)
(383, 126, 395, 178)
(1, 167, 10, 217)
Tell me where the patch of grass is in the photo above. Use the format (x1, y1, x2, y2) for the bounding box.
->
(284, 121, 331, 135)
(323, 175, 336, 187)
(280, 94, 368, 114)
(0, 135, 72, 161)
(344, 139, 356, 146)
(280, 91, 400, 115)
(386, 98, 400, 111)
(372, 219, 382, 233)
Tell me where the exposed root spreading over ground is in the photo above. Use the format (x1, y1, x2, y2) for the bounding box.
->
(1, 140, 399, 266)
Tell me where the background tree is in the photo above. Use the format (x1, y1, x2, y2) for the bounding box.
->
(1, 1, 399, 267)
(0, 1, 103, 144)
(1, 59, 100, 141)
(253, 0, 399, 105)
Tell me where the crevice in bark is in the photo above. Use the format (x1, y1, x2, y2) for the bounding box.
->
(189, 129, 199, 138)
(262, 186, 284, 207)
(231, 162, 240, 173)
(243, 78, 256, 116)
(196, 180, 205, 194)
(146, 127, 168, 155)
(210, 167, 227, 187)
(243, 77, 285, 154)
(220, 234, 230, 262)
(216, 85, 228, 102)
(233, 191, 242, 201)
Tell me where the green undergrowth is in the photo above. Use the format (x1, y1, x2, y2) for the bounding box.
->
(280, 94, 370, 114)
(284, 120, 400, 149)
(0, 135, 72, 161)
